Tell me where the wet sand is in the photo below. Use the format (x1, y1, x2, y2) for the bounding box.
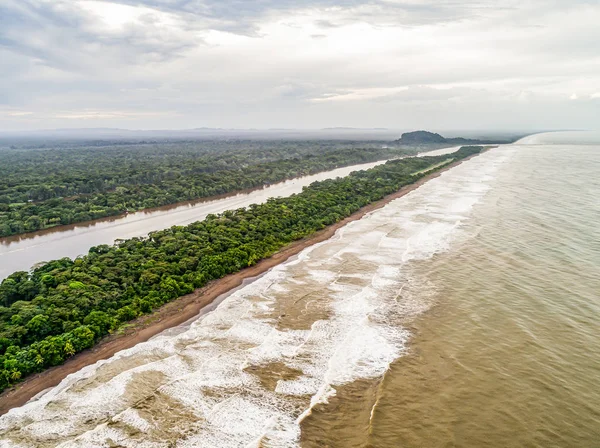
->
(303, 139, 600, 448)
(0, 151, 486, 415)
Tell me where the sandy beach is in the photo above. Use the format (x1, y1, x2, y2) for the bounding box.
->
(0, 150, 487, 415)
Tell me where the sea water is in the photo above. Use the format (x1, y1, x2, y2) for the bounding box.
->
(1, 134, 598, 447)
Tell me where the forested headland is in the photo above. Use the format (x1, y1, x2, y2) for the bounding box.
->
(0, 140, 418, 238)
(0, 146, 483, 392)
(395, 130, 510, 146)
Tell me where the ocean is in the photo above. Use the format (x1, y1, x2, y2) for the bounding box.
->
(1, 132, 598, 447)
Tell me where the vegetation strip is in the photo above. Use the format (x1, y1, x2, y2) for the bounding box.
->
(0, 143, 419, 238)
(0, 146, 483, 400)
(411, 159, 453, 175)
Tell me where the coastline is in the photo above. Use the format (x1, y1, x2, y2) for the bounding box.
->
(0, 149, 489, 415)
(0, 158, 395, 244)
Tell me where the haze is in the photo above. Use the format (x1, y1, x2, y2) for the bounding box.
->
(1, 0, 599, 132)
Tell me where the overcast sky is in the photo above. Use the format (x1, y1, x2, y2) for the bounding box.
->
(1, 0, 599, 131)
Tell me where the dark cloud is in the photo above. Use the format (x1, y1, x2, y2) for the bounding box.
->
(314, 19, 343, 29)
(0, 0, 199, 71)
(0, 1, 84, 67)
(0, 0, 516, 72)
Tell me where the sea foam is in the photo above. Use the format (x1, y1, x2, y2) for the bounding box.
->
(0, 147, 515, 448)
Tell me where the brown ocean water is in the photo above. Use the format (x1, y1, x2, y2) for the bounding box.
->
(302, 133, 600, 447)
(1, 133, 599, 447)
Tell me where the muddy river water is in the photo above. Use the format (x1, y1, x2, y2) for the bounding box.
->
(3, 137, 598, 446)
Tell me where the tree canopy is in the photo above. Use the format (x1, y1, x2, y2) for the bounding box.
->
(0, 140, 419, 237)
(0, 146, 482, 392)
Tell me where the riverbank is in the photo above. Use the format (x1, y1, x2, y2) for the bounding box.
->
(1, 160, 394, 245)
(0, 158, 393, 282)
(0, 148, 490, 415)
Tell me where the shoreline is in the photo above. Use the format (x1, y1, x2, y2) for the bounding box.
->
(0, 149, 488, 415)
(0, 158, 395, 244)
(0, 187, 263, 244)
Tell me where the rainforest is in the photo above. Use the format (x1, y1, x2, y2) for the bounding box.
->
(0, 140, 421, 237)
(0, 146, 482, 391)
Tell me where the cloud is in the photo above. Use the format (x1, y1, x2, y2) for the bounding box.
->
(54, 110, 168, 120)
(0, 0, 599, 131)
(0, 0, 200, 72)
(311, 87, 410, 102)
(314, 19, 342, 29)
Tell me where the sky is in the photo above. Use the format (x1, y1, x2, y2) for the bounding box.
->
(1, 0, 599, 132)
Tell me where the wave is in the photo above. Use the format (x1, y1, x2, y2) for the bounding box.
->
(0, 148, 515, 448)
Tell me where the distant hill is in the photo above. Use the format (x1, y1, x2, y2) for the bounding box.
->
(396, 130, 508, 145)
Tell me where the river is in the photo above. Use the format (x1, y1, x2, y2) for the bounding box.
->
(3, 135, 597, 447)
(0, 160, 393, 282)
(0, 146, 466, 282)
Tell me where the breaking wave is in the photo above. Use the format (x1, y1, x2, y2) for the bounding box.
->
(0, 148, 515, 447)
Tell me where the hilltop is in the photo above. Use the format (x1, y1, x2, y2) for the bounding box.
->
(396, 130, 509, 145)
